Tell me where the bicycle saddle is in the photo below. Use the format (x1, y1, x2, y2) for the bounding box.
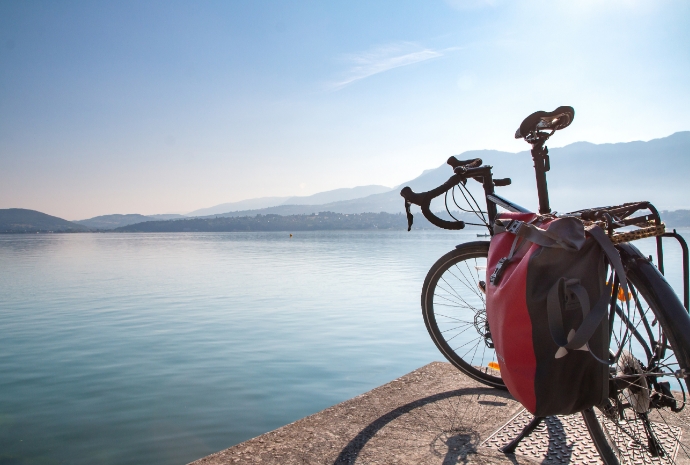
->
(515, 106, 575, 139)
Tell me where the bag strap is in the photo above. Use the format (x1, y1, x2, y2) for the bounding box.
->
(547, 278, 612, 351)
(489, 217, 542, 285)
(585, 225, 629, 299)
(494, 217, 585, 251)
(545, 224, 629, 364)
(494, 219, 630, 298)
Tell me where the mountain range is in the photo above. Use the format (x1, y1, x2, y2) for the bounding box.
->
(2, 131, 689, 232)
(202, 131, 690, 219)
(75, 213, 185, 230)
(185, 185, 392, 217)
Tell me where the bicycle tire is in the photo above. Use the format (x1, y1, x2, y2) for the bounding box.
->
(422, 241, 505, 389)
(581, 247, 690, 464)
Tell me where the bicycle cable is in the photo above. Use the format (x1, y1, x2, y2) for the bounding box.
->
(452, 184, 489, 228)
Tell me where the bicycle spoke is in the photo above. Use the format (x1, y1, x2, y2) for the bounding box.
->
(439, 322, 474, 334)
(436, 281, 482, 310)
(443, 325, 477, 344)
(435, 296, 480, 312)
(423, 244, 500, 387)
(445, 267, 483, 301)
(433, 290, 477, 311)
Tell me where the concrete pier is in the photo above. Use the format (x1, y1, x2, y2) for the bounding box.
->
(190, 361, 690, 464)
(190, 362, 542, 465)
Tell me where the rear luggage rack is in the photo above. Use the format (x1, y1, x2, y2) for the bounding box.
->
(565, 201, 688, 310)
(609, 221, 665, 244)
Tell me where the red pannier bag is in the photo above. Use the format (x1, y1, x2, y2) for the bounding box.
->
(486, 212, 628, 417)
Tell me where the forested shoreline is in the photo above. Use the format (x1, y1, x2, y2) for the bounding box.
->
(3, 208, 690, 233)
(114, 212, 416, 232)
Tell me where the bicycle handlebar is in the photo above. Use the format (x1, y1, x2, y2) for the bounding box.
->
(400, 173, 467, 230)
(400, 157, 488, 231)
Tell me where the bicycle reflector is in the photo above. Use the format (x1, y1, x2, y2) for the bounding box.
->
(488, 361, 500, 371)
(607, 281, 633, 302)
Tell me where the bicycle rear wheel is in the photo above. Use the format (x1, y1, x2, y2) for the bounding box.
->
(422, 241, 505, 389)
(582, 249, 690, 464)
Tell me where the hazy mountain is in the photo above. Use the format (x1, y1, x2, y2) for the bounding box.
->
(186, 185, 391, 217)
(208, 131, 690, 219)
(537, 131, 690, 213)
(186, 197, 290, 217)
(660, 210, 690, 228)
(282, 185, 392, 205)
(0, 208, 89, 233)
(76, 214, 156, 230)
(75, 213, 187, 229)
(386, 131, 690, 216)
(148, 214, 186, 220)
(205, 150, 518, 218)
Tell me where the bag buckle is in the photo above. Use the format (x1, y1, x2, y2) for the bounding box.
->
(506, 220, 523, 235)
(490, 257, 509, 285)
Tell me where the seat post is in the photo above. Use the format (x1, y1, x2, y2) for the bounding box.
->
(531, 141, 551, 214)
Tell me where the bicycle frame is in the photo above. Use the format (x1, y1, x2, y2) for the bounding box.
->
(468, 136, 552, 224)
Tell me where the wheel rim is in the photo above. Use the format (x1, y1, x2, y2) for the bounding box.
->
(424, 245, 502, 386)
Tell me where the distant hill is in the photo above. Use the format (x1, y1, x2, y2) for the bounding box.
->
(186, 185, 392, 217)
(185, 197, 288, 216)
(75, 213, 187, 229)
(115, 212, 414, 232)
(2, 206, 687, 234)
(112, 208, 690, 233)
(0, 208, 89, 233)
(75, 214, 155, 229)
(661, 210, 690, 228)
(148, 214, 187, 220)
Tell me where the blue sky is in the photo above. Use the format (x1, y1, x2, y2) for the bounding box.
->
(1, 0, 689, 219)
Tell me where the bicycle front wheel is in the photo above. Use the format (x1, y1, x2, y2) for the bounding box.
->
(582, 249, 690, 464)
(422, 241, 505, 389)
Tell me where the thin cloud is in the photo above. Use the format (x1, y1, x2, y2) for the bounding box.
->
(330, 42, 443, 90)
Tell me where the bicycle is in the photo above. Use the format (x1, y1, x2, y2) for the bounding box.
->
(401, 106, 690, 464)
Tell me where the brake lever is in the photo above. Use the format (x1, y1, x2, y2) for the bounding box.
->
(405, 200, 414, 231)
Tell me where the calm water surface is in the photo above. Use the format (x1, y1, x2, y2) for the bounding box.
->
(0, 229, 687, 465)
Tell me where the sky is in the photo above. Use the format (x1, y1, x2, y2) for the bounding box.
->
(1, 0, 689, 220)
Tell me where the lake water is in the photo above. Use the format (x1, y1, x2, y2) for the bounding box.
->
(1, 229, 688, 465)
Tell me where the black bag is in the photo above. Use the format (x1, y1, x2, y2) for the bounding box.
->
(486, 213, 628, 416)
